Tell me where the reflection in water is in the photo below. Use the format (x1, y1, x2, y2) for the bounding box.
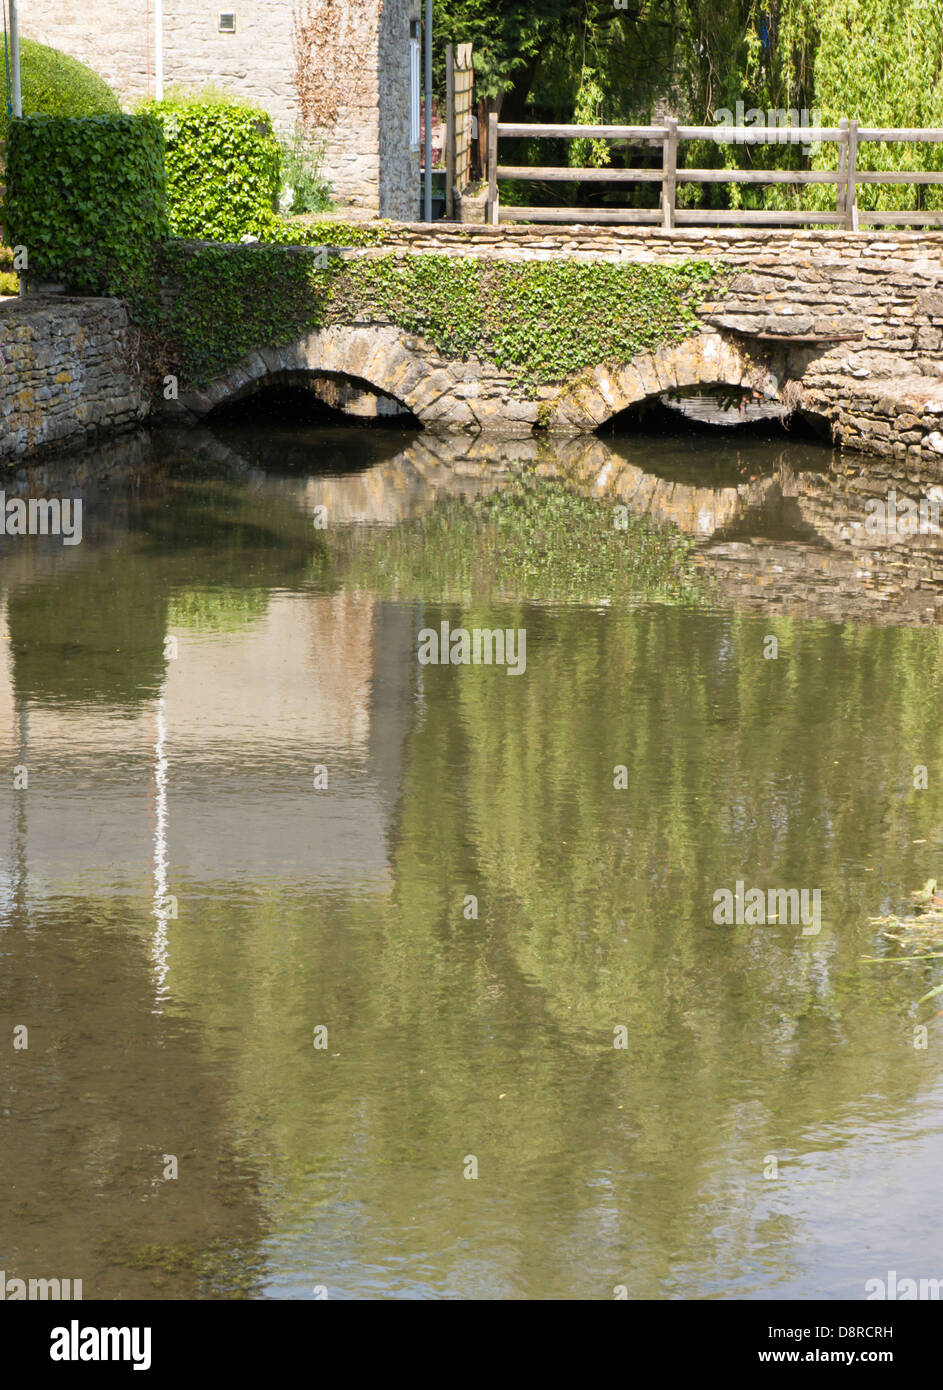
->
(152, 696, 171, 1010)
(2, 423, 943, 1298)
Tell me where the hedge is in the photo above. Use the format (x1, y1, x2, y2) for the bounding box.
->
(0, 39, 120, 144)
(139, 96, 280, 241)
(4, 115, 168, 294)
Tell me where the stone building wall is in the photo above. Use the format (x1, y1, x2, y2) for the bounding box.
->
(23, 0, 420, 217)
(0, 299, 146, 459)
(378, 0, 421, 222)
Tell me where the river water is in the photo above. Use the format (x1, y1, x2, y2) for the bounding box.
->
(3, 418, 943, 1300)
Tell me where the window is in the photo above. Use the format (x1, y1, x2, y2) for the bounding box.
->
(218, 13, 236, 32)
(409, 38, 421, 149)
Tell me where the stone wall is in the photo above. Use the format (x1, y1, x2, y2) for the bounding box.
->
(9, 226, 943, 468)
(370, 225, 943, 468)
(0, 299, 146, 460)
(158, 227, 943, 463)
(24, 0, 420, 218)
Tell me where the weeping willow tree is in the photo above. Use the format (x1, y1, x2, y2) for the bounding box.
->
(664, 0, 943, 215)
(802, 0, 943, 215)
(436, 0, 943, 216)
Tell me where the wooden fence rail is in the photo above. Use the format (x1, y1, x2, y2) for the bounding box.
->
(485, 117, 943, 229)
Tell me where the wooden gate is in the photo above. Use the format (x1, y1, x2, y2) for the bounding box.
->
(445, 43, 474, 218)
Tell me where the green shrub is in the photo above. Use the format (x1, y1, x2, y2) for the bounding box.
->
(278, 126, 332, 214)
(140, 94, 280, 240)
(5, 114, 168, 294)
(0, 38, 120, 144)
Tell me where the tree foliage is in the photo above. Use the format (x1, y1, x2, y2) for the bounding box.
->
(435, 0, 943, 214)
(0, 38, 120, 145)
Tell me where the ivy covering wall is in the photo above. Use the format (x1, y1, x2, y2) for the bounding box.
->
(152, 242, 717, 391)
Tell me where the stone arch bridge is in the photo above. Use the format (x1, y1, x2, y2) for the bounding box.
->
(170, 225, 943, 471)
(176, 320, 776, 435)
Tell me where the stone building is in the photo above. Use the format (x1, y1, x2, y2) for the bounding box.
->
(24, 0, 421, 218)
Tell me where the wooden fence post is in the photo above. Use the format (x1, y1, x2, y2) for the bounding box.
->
(487, 111, 499, 225)
(445, 43, 456, 220)
(846, 118, 859, 230)
(662, 118, 677, 231)
(837, 117, 848, 218)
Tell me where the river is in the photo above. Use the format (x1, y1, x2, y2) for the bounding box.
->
(2, 417, 943, 1299)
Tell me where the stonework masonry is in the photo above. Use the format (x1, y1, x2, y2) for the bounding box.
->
(7, 228, 943, 470)
(368, 225, 943, 470)
(0, 299, 146, 459)
(159, 226, 943, 472)
(24, 0, 420, 218)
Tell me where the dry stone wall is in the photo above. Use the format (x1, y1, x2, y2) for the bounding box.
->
(0, 299, 146, 460)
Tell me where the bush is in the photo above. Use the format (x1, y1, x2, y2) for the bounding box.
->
(140, 94, 280, 240)
(0, 39, 120, 143)
(5, 114, 168, 293)
(278, 126, 332, 215)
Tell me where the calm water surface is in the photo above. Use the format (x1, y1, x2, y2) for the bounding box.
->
(3, 420, 943, 1299)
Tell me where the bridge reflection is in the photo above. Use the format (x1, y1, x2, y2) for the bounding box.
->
(264, 426, 943, 625)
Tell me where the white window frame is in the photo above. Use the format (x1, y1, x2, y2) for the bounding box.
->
(409, 38, 421, 150)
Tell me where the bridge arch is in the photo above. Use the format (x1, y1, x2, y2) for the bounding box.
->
(176, 325, 785, 436)
(544, 332, 781, 431)
(177, 324, 481, 428)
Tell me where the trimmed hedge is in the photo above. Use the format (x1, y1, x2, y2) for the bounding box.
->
(5, 115, 168, 294)
(0, 39, 120, 143)
(140, 96, 280, 240)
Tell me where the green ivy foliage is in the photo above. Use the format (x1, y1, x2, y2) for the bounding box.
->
(487, 260, 712, 381)
(0, 38, 120, 145)
(5, 115, 168, 295)
(150, 244, 716, 390)
(140, 97, 281, 240)
(249, 214, 392, 247)
(154, 242, 332, 382)
(271, 218, 391, 247)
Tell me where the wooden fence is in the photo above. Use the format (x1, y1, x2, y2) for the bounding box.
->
(485, 117, 943, 229)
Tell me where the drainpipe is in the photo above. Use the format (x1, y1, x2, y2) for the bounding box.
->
(10, 0, 20, 116)
(10, 0, 22, 293)
(154, 0, 163, 100)
(423, 0, 432, 221)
